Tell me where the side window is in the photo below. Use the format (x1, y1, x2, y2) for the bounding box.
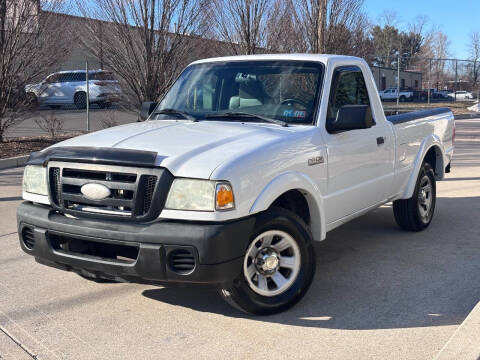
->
(71, 72, 86, 82)
(58, 73, 74, 82)
(326, 67, 370, 127)
(46, 74, 60, 83)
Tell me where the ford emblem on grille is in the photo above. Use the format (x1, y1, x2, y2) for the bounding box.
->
(81, 183, 111, 200)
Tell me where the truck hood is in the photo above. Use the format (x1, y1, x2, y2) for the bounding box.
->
(51, 120, 297, 178)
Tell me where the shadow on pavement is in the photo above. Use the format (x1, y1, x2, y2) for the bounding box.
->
(0, 196, 22, 202)
(0, 170, 23, 187)
(142, 196, 480, 330)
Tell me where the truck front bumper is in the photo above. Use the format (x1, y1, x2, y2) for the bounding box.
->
(17, 202, 255, 286)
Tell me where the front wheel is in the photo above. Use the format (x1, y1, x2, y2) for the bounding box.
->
(393, 162, 436, 231)
(219, 207, 316, 315)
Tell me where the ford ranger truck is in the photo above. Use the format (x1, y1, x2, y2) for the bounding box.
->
(17, 55, 455, 315)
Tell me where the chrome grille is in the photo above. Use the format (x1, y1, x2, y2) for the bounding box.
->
(47, 161, 172, 222)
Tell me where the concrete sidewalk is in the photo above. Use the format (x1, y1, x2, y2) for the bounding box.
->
(435, 301, 480, 359)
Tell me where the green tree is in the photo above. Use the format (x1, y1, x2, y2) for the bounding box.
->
(371, 25, 400, 68)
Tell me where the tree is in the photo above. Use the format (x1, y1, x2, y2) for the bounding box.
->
(211, 0, 271, 55)
(421, 30, 450, 89)
(78, 0, 208, 107)
(294, 0, 371, 56)
(0, 0, 70, 142)
(398, 31, 423, 69)
(265, 0, 305, 53)
(467, 31, 480, 91)
(371, 25, 399, 67)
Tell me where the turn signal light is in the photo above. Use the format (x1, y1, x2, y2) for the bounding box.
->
(216, 183, 235, 210)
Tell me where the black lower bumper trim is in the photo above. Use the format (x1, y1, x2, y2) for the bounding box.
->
(17, 202, 255, 285)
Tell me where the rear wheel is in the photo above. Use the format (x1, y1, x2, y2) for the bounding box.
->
(393, 162, 436, 231)
(98, 101, 111, 109)
(399, 95, 407, 102)
(74, 92, 87, 109)
(219, 207, 316, 315)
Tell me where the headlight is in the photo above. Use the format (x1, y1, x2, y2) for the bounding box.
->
(23, 165, 48, 196)
(165, 179, 235, 211)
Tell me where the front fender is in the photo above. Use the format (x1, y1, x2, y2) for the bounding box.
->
(402, 135, 445, 199)
(249, 172, 325, 241)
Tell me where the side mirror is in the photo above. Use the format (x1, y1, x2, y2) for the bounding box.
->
(327, 105, 374, 133)
(139, 101, 157, 121)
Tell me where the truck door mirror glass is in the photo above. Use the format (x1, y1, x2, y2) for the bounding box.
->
(327, 104, 373, 132)
(139, 101, 157, 121)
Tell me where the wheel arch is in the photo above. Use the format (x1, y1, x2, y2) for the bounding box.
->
(402, 136, 445, 199)
(249, 172, 325, 241)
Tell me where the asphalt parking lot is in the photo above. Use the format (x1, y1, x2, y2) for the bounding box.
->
(0, 119, 479, 359)
(5, 106, 137, 138)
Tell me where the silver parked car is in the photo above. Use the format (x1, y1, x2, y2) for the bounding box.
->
(447, 90, 475, 101)
(25, 70, 122, 109)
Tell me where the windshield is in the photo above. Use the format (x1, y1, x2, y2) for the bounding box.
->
(154, 61, 324, 125)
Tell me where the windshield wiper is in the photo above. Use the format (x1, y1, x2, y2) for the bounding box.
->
(153, 108, 197, 121)
(205, 112, 288, 127)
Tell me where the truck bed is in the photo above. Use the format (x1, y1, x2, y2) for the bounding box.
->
(386, 107, 451, 125)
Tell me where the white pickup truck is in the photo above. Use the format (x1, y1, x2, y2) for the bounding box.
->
(17, 54, 455, 315)
(379, 87, 413, 102)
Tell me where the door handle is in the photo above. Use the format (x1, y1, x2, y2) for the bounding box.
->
(376, 136, 385, 145)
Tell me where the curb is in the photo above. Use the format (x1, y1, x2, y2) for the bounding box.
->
(434, 301, 480, 360)
(454, 113, 480, 119)
(0, 155, 29, 171)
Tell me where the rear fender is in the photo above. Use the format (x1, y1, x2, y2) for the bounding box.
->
(402, 135, 445, 199)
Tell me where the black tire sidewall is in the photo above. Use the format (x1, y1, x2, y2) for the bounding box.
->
(74, 92, 87, 109)
(413, 163, 436, 228)
(226, 208, 315, 315)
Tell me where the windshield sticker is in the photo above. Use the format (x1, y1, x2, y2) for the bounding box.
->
(283, 110, 306, 118)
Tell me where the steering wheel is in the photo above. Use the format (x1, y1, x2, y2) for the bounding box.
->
(280, 98, 308, 109)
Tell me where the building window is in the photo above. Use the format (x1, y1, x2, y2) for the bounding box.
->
(415, 80, 419, 89)
(381, 76, 386, 90)
(401, 79, 405, 89)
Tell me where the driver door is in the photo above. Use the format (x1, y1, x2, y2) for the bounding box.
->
(39, 74, 61, 104)
(323, 66, 394, 224)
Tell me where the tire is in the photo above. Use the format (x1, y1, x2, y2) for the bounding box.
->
(219, 207, 316, 315)
(98, 101, 112, 109)
(393, 162, 436, 231)
(399, 95, 406, 102)
(74, 92, 87, 109)
(48, 105, 62, 110)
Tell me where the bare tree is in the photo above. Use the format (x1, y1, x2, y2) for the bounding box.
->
(78, 0, 208, 107)
(212, 0, 271, 55)
(265, 0, 305, 53)
(0, 0, 70, 142)
(421, 30, 450, 89)
(99, 110, 118, 129)
(468, 31, 480, 91)
(34, 111, 64, 139)
(294, 0, 371, 56)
